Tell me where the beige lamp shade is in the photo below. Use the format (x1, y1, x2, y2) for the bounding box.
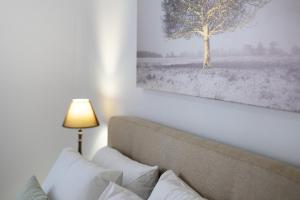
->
(63, 99, 99, 129)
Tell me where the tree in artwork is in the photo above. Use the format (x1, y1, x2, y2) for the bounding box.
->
(162, 0, 270, 67)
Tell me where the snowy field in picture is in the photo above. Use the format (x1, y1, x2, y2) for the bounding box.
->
(137, 56, 300, 112)
(137, 0, 300, 112)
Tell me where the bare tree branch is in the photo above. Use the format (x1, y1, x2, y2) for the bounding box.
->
(162, 0, 270, 37)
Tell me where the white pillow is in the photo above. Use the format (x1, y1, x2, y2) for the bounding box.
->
(43, 148, 81, 192)
(93, 147, 159, 199)
(43, 148, 122, 200)
(98, 182, 143, 200)
(148, 170, 207, 200)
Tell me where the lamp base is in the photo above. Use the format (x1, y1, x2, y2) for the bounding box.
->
(78, 129, 83, 154)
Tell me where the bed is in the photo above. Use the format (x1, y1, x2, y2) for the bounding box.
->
(107, 116, 300, 200)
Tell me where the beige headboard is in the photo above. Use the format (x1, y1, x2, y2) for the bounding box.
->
(108, 116, 300, 200)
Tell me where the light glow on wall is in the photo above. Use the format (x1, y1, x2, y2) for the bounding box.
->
(94, 0, 130, 116)
(95, 0, 127, 91)
(85, 0, 130, 155)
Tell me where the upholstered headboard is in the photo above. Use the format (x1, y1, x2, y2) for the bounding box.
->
(107, 116, 300, 200)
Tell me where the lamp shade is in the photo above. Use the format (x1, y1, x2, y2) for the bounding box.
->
(63, 99, 99, 129)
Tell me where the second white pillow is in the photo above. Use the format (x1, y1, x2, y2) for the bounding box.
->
(93, 147, 159, 199)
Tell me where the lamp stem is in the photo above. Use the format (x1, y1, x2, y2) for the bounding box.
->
(78, 129, 83, 154)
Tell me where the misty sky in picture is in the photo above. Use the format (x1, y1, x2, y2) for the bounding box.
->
(137, 0, 300, 56)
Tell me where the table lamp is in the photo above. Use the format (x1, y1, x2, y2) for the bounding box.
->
(63, 99, 99, 154)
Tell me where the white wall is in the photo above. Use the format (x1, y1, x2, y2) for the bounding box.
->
(0, 0, 83, 199)
(1, 0, 300, 199)
(82, 0, 300, 168)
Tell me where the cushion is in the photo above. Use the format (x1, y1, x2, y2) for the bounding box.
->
(17, 176, 48, 200)
(42, 148, 81, 192)
(93, 147, 159, 199)
(98, 182, 143, 200)
(148, 170, 207, 200)
(43, 148, 122, 200)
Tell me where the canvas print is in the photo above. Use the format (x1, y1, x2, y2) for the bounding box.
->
(137, 0, 300, 112)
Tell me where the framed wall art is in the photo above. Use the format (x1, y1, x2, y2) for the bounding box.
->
(137, 0, 300, 112)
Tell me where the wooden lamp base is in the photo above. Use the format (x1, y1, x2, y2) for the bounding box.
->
(78, 129, 83, 154)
